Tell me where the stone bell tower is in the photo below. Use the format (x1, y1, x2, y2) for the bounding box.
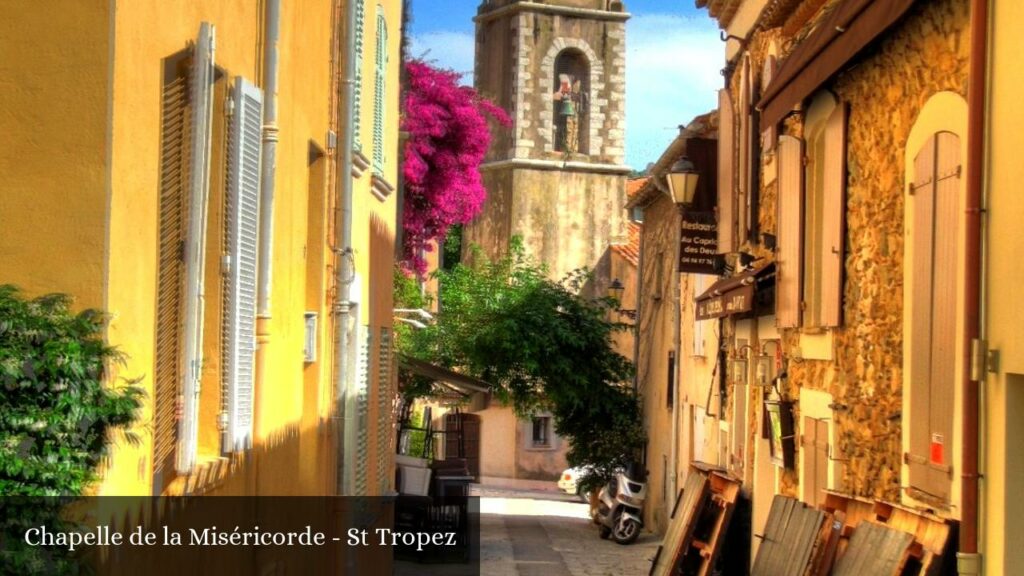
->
(465, 0, 630, 288)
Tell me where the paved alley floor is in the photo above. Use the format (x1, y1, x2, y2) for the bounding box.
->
(394, 486, 661, 576)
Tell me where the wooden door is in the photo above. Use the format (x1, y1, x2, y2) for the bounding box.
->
(445, 413, 481, 480)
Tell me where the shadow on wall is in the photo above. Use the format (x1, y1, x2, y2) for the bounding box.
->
(82, 424, 394, 575)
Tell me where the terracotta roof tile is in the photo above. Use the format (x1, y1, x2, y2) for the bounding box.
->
(626, 177, 649, 199)
(611, 221, 641, 267)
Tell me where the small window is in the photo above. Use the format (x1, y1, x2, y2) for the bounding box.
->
(303, 312, 318, 363)
(532, 416, 551, 447)
(666, 351, 676, 409)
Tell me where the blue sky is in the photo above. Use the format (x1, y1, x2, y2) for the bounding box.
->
(408, 0, 724, 169)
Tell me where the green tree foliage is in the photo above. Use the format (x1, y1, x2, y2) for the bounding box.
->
(0, 286, 143, 572)
(395, 242, 644, 487)
(0, 286, 143, 496)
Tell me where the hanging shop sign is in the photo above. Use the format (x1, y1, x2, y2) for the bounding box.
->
(679, 211, 718, 274)
(695, 284, 754, 321)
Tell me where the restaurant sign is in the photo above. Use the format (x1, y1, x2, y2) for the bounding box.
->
(679, 211, 718, 274)
(696, 284, 754, 321)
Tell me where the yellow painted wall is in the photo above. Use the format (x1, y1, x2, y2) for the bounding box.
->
(477, 404, 517, 479)
(983, 0, 1024, 572)
(0, 1, 111, 309)
(634, 192, 679, 533)
(3, 0, 403, 502)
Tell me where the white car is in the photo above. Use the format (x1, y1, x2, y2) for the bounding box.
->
(557, 466, 592, 500)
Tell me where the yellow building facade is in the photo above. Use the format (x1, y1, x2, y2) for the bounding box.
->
(0, 0, 403, 500)
(981, 0, 1024, 573)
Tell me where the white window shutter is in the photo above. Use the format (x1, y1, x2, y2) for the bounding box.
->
(372, 8, 387, 175)
(153, 70, 191, 492)
(178, 22, 216, 474)
(820, 103, 847, 327)
(222, 77, 263, 454)
(355, 325, 372, 495)
(776, 135, 803, 329)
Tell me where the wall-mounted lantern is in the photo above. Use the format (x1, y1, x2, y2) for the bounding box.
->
(666, 156, 700, 206)
(607, 278, 637, 320)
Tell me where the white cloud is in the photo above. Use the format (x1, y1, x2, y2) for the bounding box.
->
(409, 14, 724, 169)
(625, 13, 723, 169)
(408, 31, 476, 80)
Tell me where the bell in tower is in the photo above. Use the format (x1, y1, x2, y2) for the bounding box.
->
(465, 0, 630, 286)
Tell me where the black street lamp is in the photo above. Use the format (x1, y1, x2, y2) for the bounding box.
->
(608, 278, 637, 320)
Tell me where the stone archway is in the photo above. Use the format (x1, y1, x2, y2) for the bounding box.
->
(539, 38, 606, 155)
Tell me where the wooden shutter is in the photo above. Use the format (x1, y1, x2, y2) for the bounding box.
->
(353, 0, 366, 151)
(776, 135, 803, 328)
(820, 103, 847, 327)
(355, 325, 372, 495)
(153, 69, 192, 493)
(177, 22, 216, 474)
(717, 89, 735, 253)
(907, 132, 959, 501)
(372, 8, 387, 175)
(801, 417, 829, 506)
(761, 56, 778, 153)
(693, 275, 708, 357)
(739, 60, 752, 240)
(377, 327, 394, 494)
(222, 77, 263, 454)
(928, 132, 958, 500)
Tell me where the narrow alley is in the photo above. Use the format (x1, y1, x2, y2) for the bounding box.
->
(395, 486, 660, 576)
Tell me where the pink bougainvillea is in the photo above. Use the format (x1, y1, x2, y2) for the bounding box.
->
(401, 60, 511, 273)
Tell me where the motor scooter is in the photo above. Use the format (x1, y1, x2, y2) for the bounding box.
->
(593, 466, 646, 544)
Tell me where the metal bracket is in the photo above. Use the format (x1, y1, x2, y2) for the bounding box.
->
(987, 348, 1000, 374)
(970, 338, 987, 381)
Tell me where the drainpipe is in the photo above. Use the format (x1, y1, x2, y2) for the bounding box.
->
(668, 205, 682, 505)
(333, 0, 359, 498)
(959, 0, 987, 574)
(253, 0, 281, 450)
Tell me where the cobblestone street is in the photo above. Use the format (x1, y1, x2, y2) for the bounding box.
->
(395, 486, 660, 576)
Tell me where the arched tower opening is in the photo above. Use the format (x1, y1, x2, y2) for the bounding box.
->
(552, 48, 590, 155)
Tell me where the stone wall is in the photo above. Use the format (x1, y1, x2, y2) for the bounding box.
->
(475, 2, 628, 165)
(635, 189, 681, 533)
(733, 0, 969, 504)
(467, 166, 626, 285)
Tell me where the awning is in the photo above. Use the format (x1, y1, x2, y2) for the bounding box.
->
(397, 355, 492, 396)
(756, 0, 917, 132)
(695, 262, 775, 321)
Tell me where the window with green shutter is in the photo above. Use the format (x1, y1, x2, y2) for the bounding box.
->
(353, 0, 365, 151)
(372, 7, 387, 175)
(355, 325, 372, 495)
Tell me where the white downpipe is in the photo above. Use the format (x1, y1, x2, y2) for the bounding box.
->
(669, 214, 682, 506)
(334, 0, 358, 498)
(257, 0, 281, 317)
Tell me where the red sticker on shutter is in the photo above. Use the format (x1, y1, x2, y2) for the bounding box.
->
(930, 433, 944, 465)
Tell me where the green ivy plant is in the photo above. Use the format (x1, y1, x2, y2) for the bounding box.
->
(394, 240, 645, 490)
